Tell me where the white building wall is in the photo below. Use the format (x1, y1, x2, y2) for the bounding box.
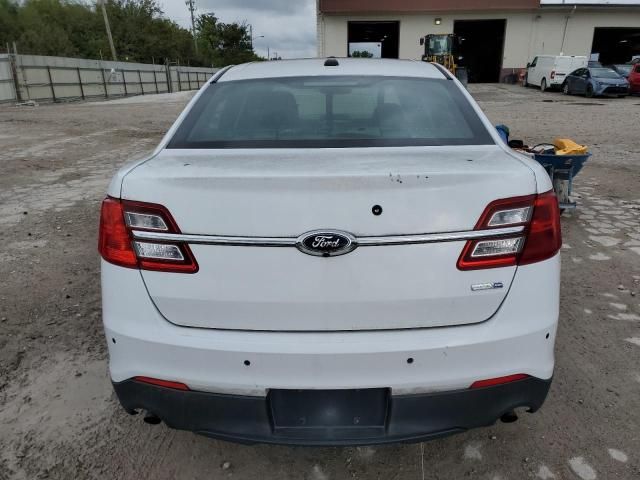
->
(318, 8, 640, 70)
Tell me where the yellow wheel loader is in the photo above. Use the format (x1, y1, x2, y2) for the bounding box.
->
(420, 34, 468, 86)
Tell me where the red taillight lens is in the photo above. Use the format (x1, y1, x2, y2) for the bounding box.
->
(519, 191, 562, 265)
(457, 191, 561, 270)
(98, 197, 198, 273)
(470, 374, 530, 389)
(98, 198, 138, 269)
(133, 376, 190, 391)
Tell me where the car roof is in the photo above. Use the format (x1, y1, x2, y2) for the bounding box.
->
(218, 58, 447, 82)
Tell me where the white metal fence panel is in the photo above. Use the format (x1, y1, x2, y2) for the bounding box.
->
(0, 55, 16, 102)
(170, 66, 215, 93)
(1, 54, 217, 103)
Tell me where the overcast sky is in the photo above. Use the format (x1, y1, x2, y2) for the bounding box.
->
(159, 0, 317, 59)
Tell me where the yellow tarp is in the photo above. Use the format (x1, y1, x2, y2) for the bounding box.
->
(554, 138, 588, 156)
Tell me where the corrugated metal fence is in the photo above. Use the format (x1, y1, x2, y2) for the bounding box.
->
(0, 54, 218, 104)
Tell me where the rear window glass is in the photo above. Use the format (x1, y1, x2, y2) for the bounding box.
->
(168, 76, 494, 149)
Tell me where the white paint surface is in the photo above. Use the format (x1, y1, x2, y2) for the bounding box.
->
(609, 303, 627, 311)
(568, 457, 597, 480)
(610, 313, 640, 322)
(589, 236, 620, 247)
(608, 448, 628, 463)
(311, 465, 328, 480)
(464, 443, 483, 461)
(536, 464, 556, 479)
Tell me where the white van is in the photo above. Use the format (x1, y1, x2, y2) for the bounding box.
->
(525, 55, 588, 91)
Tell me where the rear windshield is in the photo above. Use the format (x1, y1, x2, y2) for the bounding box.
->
(168, 76, 494, 149)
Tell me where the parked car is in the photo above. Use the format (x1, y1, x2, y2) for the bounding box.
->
(99, 58, 561, 446)
(608, 64, 633, 79)
(562, 67, 630, 97)
(628, 63, 640, 95)
(525, 55, 588, 91)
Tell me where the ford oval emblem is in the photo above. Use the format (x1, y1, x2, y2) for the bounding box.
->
(296, 230, 358, 257)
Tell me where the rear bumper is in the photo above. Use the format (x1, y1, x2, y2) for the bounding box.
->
(113, 376, 552, 446)
(103, 256, 559, 396)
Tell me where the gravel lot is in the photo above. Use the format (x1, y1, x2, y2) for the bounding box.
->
(1, 85, 639, 480)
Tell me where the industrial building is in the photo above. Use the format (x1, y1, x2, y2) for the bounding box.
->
(316, 0, 640, 82)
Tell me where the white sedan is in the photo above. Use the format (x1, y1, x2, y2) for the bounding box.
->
(99, 58, 561, 446)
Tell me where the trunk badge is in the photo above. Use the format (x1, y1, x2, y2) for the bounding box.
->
(296, 230, 358, 258)
(471, 282, 504, 292)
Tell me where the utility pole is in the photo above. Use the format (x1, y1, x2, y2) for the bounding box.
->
(186, 0, 198, 54)
(99, 0, 117, 61)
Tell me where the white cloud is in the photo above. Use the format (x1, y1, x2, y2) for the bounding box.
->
(159, 0, 317, 59)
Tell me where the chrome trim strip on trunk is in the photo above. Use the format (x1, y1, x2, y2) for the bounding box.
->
(131, 226, 525, 247)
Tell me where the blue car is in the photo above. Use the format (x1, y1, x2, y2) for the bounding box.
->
(562, 67, 630, 98)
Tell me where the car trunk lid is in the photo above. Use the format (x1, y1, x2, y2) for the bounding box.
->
(122, 146, 535, 331)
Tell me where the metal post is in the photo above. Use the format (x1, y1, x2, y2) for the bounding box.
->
(46, 66, 56, 102)
(77, 67, 85, 100)
(138, 69, 144, 95)
(165, 58, 172, 93)
(121, 69, 128, 96)
(100, 66, 108, 98)
(13, 41, 30, 100)
(8, 48, 22, 102)
(177, 69, 182, 91)
(188, 71, 192, 90)
(153, 69, 158, 93)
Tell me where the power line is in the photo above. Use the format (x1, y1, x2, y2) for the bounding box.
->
(186, 0, 198, 54)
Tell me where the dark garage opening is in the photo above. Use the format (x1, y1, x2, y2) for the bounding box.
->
(348, 21, 400, 59)
(454, 20, 506, 83)
(592, 28, 640, 65)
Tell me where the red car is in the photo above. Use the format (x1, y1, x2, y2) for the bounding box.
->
(630, 64, 640, 95)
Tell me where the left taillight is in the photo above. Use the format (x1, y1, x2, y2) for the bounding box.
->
(98, 197, 198, 274)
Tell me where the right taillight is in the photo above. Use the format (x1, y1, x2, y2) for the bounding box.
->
(457, 191, 561, 270)
(98, 197, 198, 273)
(518, 191, 562, 265)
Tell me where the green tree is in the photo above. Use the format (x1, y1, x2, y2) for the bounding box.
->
(1, 0, 204, 65)
(196, 13, 261, 67)
(0, 0, 20, 51)
(351, 50, 374, 58)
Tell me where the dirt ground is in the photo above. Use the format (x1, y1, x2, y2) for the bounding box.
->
(0, 85, 639, 480)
